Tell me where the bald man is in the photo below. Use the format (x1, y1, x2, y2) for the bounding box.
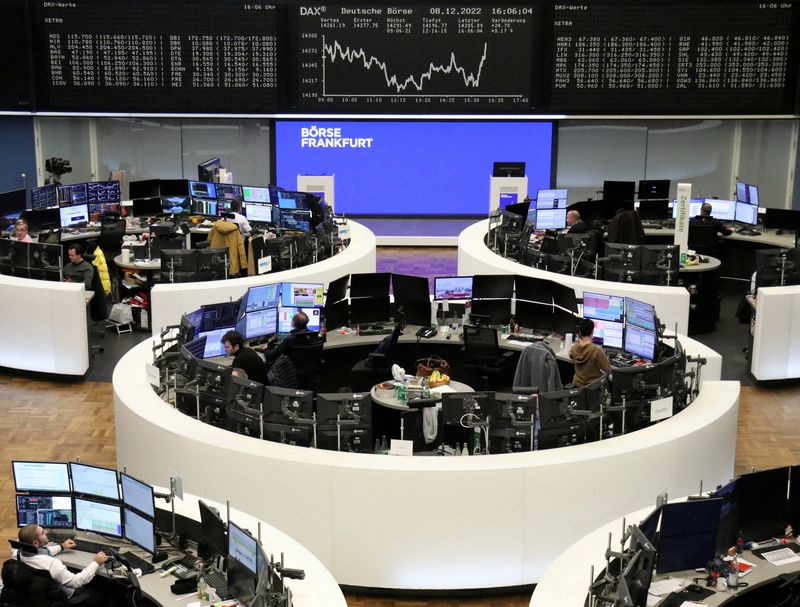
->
(566, 210, 588, 234)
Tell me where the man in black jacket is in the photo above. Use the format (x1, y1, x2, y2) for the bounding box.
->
(566, 210, 588, 234)
(222, 330, 268, 384)
(265, 311, 317, 364)
(690, 201, 733, 236)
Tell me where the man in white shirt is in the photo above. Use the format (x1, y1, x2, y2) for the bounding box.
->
(228, 199, 252, 238)
(14, 524, 109, 605)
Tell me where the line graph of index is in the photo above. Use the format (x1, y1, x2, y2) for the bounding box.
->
(296, 5, 539, 111)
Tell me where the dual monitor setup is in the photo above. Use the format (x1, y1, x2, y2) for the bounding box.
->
(593, 465, 800, 607)
(12, 460, 287, 604)
(15, 181, 123, 232)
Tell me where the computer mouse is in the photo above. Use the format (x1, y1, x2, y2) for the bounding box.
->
(686, 584, 704, 593)
(446, 333, 451, 340)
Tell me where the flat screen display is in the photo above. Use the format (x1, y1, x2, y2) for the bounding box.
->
(735, 181, 759, 206)
(244, 307, 278, 340)
(16, 495, 74, 528)
(70, 462, 120, 500)
(86, 181, 121, 204)
(278, 306, 321, 333)
(672, 198, 705, 219)
(637, 180, 670, 200)
(161, 196, 192, 214)
(242, 186, 273, 204)
(582, 292, 624, 323)
(245, 202, 274, 223)
(624, 324, 657, 361)
(31, 184, 58, 210)
(735, 201, 759, 225)
(536, 189, 568, 209)
(280, 283, 324, 307)
(625, 297, 657, 332)
(13, 461, 71, 493)
(534, 208, 567, 230)
(703, 199, 736, 222)
(120, 472, 155, 519)
(216, 184, 243, 200)
(124, 507, 155, 554)
(228, 520, 258, 575)
(591, 319, 624, 350)
(74, 497, 123, 538)
(198, 327, 231, 359)
(59, 203, 90, 228)
(192, 199, 218, 216)
(244, 284, 281, 312)
(276, 121, 553, 215)
(189, 181, 217, 199)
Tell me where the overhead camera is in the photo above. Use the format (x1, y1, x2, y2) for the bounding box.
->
(44, 157, 72, 184)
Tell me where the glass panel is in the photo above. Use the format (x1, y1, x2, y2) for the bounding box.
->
(737, 120, 795, 209)
(36, 117, 93, 185)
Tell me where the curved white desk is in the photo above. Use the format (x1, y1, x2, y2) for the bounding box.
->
(114, 336, 734, 591)
(750, 284, 800, 381)
(458, 220, 692, 335)
(0, 274, 89, 375)
(150, 221, 376, 334)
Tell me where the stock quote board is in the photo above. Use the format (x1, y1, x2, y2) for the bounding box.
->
(31, 0, 280, 113)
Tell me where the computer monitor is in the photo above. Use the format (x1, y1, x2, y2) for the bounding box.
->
(473, 275, 514, 299)
(590, 319, 624, 349)
(245, 202, 274, 223)
(582, 292, 624, 323)
(13, 461, 71, 493)
(160, 249, 197, 283)
(0, 189, 26, 215)
(70, 462, 120, 501)
(735, 181, 759, 206)
(198, 499, 227, 558)
(129, 197, 160, 217)
(624, 324, 657, 362)
(625, 297, 657, 332)
(553, 307, 578, 337)
(197, 327, 232, 359)
(280, 282, 324, 307)
(394, 298, 430, 326)
(325, 275, 349, 305)
(262, 386, 314, 423)
(191, 198, 218, 216)
(469, 299, 511, 325)
(534, 208, 567, 230)
(198, 157, 222, 182)
(392, 273, 430, 302)
(552, 283, 578, 314)
(315, 392, 373, 453)
(671, 198, 705, 219)
(74, 497, 123, 538)
(160, 196, 191, 215)
(537, 387, 587, 449)
(636, 200, 671, 221)
(243, 284, 281, 313)
(513, 275, 553, 305)
(216, 199, 233, 216)
(195, 359, 233, 400)
(199, 302, 240, 332)
(242, 186, 273, 204)
(86, 181, 121, 204)
(492, 161, 525, 178)
(216, 184, 243, 200)
(637, 180, 670, 200)
(240, 307, 278, 340)
(735, 201, 759, 226)
(764, 208, 800, 231)
(603, 180, 636, 202)
(434, 276, 473, 300)
(31, 184, 58, 210)
(350, 273, 391, 298)
(189, 180, 217, 199)
(536, 189, 568, 209)
(706, 199, 738, 222)
(120, 472, 155, 519)
(124, 507, 155, 555)
(350, 296, 391, 324)
(504, 200, 531, 219)
(279, 209, 311, 231)
(57, 183, 87, 206)
(641, 245, 680, 274)
(16, 495, 73, 529)
(638, 506, 662, 546)
(89, 202, 121, 217)
(656, 499, 723, 574)
(228, 520, 258, 601)
(277, 190, 309, 210)
(277, 306, 321, 333)
(604, 243, 643, 270)
(722, 466, 791, 548)
(59, 203, 90, 229)
(513, 300, 554, 332)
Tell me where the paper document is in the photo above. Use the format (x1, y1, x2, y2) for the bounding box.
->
(430, 384, 457, 395)
(647, 578, 685, 596)
(762, 547, 800, 565)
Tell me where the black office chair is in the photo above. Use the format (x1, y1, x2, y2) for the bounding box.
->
(1, 541, 69, 607)
(286, 332, 326, 392)
(607, 209, 646, 245)
(97, 218, 127, 300)
(688, 222, 721, 258)
(462, 324, 515, 390)
(349, 322, 404, 392)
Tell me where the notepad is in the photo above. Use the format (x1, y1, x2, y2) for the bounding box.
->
(761, 547, 800, 566)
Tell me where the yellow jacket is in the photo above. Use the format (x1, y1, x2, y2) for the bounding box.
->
(91, 246, 112, 295)
(209, 219, 247, 275)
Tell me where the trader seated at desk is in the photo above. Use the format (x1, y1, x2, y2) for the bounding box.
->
(227, 198, 252, 238)
(264, 311, 316, 364)
(7, 524, 110, 606)
(63, 244, 95, 290)
(222, 329, 268, 384)
(13, 219, 32, 243)
(691, 201, 733, 236)
(569, 318, 613, 387)
(566, 210, 588, 234)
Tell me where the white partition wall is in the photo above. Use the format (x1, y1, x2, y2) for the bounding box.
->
(490, 176, 528, 213)
(458, 220, 691, 335)
(115, 339, 735, 590)
(297, 174, 335, 212)
(150, 220, 376, 334)
(751, 285, 800, 380)
(0, 274, 89, 375)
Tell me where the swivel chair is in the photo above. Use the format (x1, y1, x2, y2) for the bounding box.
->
(349, 322, 404, 392)
(607, 209, 646, 245)
(1, 541, 69, 607)
(688, 222, 721, 258)
(98, 218, 127, 300)
(462, 324, 515, 390)
(286, 332, 326, 392)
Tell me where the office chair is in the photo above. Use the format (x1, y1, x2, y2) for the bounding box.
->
(688, 222, 721, 258)
(97, 218, 127, 300)
(349, 322, 404, 392)
(607, 209, 646, 245)
(462, 324, 515, 390)
(286, 332, 326, 392)
(1, 542, 69, 606)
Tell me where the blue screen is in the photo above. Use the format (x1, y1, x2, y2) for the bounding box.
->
(275, 121, 553, 215)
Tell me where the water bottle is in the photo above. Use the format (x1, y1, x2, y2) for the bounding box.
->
(196, 567, 208, 600)
(380, 435, 388, 454)
(454, 443, 461, 456)
(374, 439, 381, 454)
(462, 443, 470, 456)
(473, 428, 482, 456)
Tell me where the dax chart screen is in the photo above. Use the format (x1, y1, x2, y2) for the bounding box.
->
(294, 5, 542, 112)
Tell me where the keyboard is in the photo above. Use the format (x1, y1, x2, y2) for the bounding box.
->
(360, 328, 393, 336)
(72, 539, 113, 554)
(119, 551, 155, 575)
(607, 351, 637, 367)
(506, 333, 544, 343)
(204, 570, 232, 599)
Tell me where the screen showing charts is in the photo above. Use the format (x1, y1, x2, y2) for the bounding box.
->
(625, 297, 656, 332)
(242, 186, 272, 204)
(534, 208, 567, 230)
(582, 292, 624, 323)
(70, 463, 120, 500)
(625, 324, 657, 361)
(74, 498, 123, 538)
(703, 199, 736, 222)
(86, 181, 121, 204)
(735, 201, 759, 225)
(281, 283, 324, 307)
(434, 276, 473, 300)
(536, 189, 568, 209)
(13, 461, 71, 493)
(124, 508, 155, 553)
(58, 183, 88, 205)
(59, 203, 90, 228)
(216, 183, 243, 200)
(16, 495, 73, 528)
(278, 306, 321, 333)
(189, 181, 217, 199)
(245, 284, 281, 312)
(198, 327, 231, 358)
(245, 307, 278, 340)
(735, 181, 759, 206)
(192, 198, 218, 216)
(120, 473, 154, 518)
(245, 202, 274, 223)
(672, 198, 705, 219)
(31, 185, 57, 210)
(592, 319, 624, 349)
(228, 520, 258, 574)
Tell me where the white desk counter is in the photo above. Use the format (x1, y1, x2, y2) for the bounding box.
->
(750, 284, 800, 381)
(0, 273, 89, 375)
(458, 220, 692, 335)
(114, 337, 734, 591)
(150, 221, 376, 335)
